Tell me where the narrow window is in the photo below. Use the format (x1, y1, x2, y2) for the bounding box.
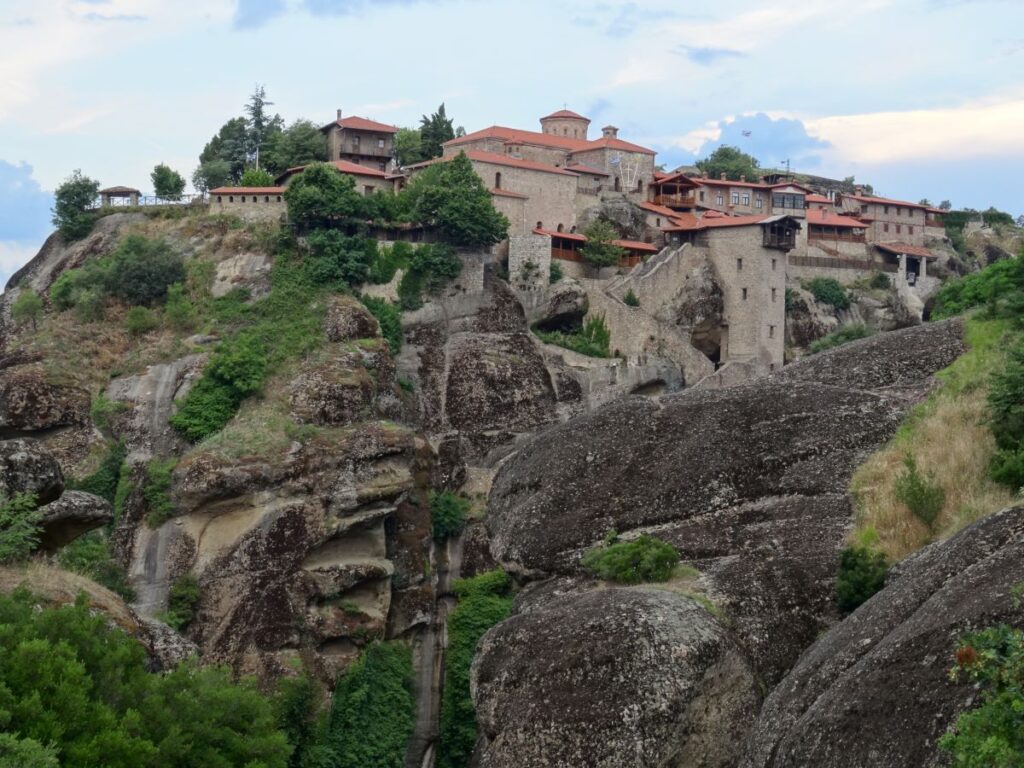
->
(742, 288, 748, 300)
(769, 325, 775, 338)
(737, 258, 743, 271)
(495, 171, 501, 189)
(884, 204, 889, 214)
(908, 225, 914, 235)
(277, 196, 282, 202)
(771, 258, 777, 271)
(229, 195, 234, 202)
(264, 195, 269, 202)
(731, 192, 740, 205)
(742, 193, 750, 206)
(756, 196, 763, 209)
(896, 224, 902, 234)
(557, 223, 564, 232)
(699, 191, 705, 202)
(771, 288, 777, 302)
(536, 221, 543, 229)
(716, 193, 724, 205)
(252, 196, 257, 203)
(378, 138, 385, 148)
(884, 223, 890, 233)
(216, 195, 222, 203)
(656, 217, 661, 227)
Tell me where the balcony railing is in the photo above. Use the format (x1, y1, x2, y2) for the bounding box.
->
(345, 144, 391, 158)
(763, 234, 797, 250)
(809, 232, 866, 244)
(790, 254, 898, 273)
(653, 193, 696, 208)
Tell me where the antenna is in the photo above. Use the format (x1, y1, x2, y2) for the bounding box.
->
(780, 159, 792, 179)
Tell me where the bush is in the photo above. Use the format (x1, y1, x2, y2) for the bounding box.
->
(52, 169, 99, 241)
(868, 271, 891, 289)
(143, 458, 176, 527)
(274, 673, 334, 768)
(986, 338, 1024, 489)
(303, 230, 376, 289)
(326, 642, 415, 768)
(0, 493, 40, 565)
(0, 733, 58, 768)
(623, 289, 640, 307)
(893, 455, 946, 529)
(807, 324, 873, 354)
(239, 167, 275, 187)
(162, 574, 201, 631)
(360, 296, 403, 354)
(549, 260, 563, 284)
(535, 313, 611, 358)
(430, 491, 470, 542)
(0, 589, 291, 767)
(437, 571, 513, 768)
(11, 290, 43, 330)
(49, 271, 78, 310)
(932, 253, 1024, 321)
(806, 277, 851, 309)
(835, 545, 888, 614)
(581, 534, 679, 583)
(124, 306, 158, 336)
(163, 283, 194, 331)
(57, 530, 135, 600)
(368, 241, 413, 285)
(151, 163, 185, 200)
(939, 622, 1024, 765)
(105, 235, 186, 306)
(68, 440, 126, 503)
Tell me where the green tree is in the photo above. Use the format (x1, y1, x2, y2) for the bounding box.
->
(580, 219, 626, 272)
(243, 84, 282, 169)
(0, 493, 41, 564)
(430, 491, 470, 541)
(413, 153, 508, 247)
(239, 167, 275, 187)
(198, 117, 249, 184)
(0, 734, 59, 768)
(394, 127, 423, 167)
(419, 103, 456, 159)
(11, 289, 43, 330)
(303, 231, 376, 288)
(283, 163, 366, 230)
(192, 159, 233, 194)
(105, 235, 186, 306)
(261, 119, 328, 176)
(52, 170, 99, 241)
(835, 545, 888, 614)
(274, 674, 334, 768)
(696, 145, 761, 182)
(150, 164, 185, 200)
(940, 200, 952, 210)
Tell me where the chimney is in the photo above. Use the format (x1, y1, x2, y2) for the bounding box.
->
(720, 172, 727, 180)
(740, 174, 746, 182)
(702, 171, 709, 179)
(337, 108, 342, 121)
(601, 125, 619, 139)
(854, 185, 863, 196)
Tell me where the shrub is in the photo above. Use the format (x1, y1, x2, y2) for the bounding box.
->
(360, 296, 403, 354)
(143, 458, 176, 527)
(430, 491, 470, 542)
(932, 253, 1024, 320)
(535, 313, 611, 358)
(57, 530, 135, 600)
(52, 169, 99, 241)
(105, 235, 186, 306)
(835, 545, 888, 614)
(163, 283, 194, 331)
(74, 288, 106, 322)
(162, 574, 201, 631)
(580, 219, 625, 271)
(580, 534, 679, 583)
(806, 277, 851, 309)
(623, 289, 640, 307)
(239, 167, 275, 187)
(807, 324, 873, 354)
(274, 673, 334, 768)
(868, 271, 891, 289)
(893, 455, 946, 529)
(939, 622, 1024, 765)
(0, 493, 40, 564)
(151, 163, 185, 200)
(303, 230, 376, 289)
(124, 306, 158, 336)
(326, 642, 415, 768)
(11, 290, 43, 330)
(69, 440, 126, 503)
(0, 733, 58, 768)
(396, 243, 462, 310)
(549, 260, 563, 284)
(49, 271, 78, 310)
(368, 241, 413, 285)
(437, 571, 513, 768)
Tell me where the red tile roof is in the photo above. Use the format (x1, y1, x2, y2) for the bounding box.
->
(445, 125, 655, 156)
(320, 115, 398, 134)
(411, 149, 580, 176)
(531, 227, 659, 253)
(651, 171, 701, 187)
(99, 185, 141, 195)
(541, 109, 589, 121)
(276, 160, 388, 184)
(805, 210, 867, 229)
(490, 188, 529, 199)
(614, 238, 659, 253)
(534, 227, 586, 241)
(211, 187, 285, 195)
(663, 212, 787, 232)
(806, 194, 832, 204)
(875, 242, 937, 259)
(695, 177, 815, 193)
(844, 193, 929, 211)
(573, 136, 657, 156)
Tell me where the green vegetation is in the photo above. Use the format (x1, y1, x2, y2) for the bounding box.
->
(150, 163, 185, 200)
(10, 289, 43, 330)
(284, 162, 367, 231)
(932, 253, 1024, 320)
(696, 145, 760, 183)
(868, 271, 891, 290)
(808, 324, 873, 355)
(580, 533, 680, 584)
(893, 455, 946, 530)
(805, 277, 851, 310)
(835, 545, 889, 614)
(52, 169, 99, 241)
(394, 127, 424, 167)
(69, 440, 127, 503)
(326, 641, 415, 768)
(437, 570, 514, 768)
(430, 491, 470, 542)
(987, 336, 1024, 489)
(162, 574, 201, 631)
(397, 243, 463, 310)
(0, 589, 291, 768)
(418, 103, 458, 160)
(535, 314, 611, 358)
(125, 306, 159, 336)
(142, 458, 176, 527)
(580, 219, 625, 271)
(303, 230, 376, 289)
(239, 167, 276, 187)
(0, 493, 40, 565)
(57, 531, 134, 600)
(0, 733, 58, 767)
(623, 289, 640, 307)
(273, 673, 334, 768)
(368, 241, 413, 285)
(549, 260, 563, 284)
(413, 153, 508, 248)
(361, 296, 403, 354)
(939, 620, 1024, 766)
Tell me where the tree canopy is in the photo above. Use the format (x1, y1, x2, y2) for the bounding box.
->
(580, 219, 625, 270)
(52, 170, 99, 241)
(413, 152, 508, 247)
(394, 127, 424, 167)
(283, 162, 367, 230)
(419, 104, 457, 159)
(151, 164, 185, 200)
(696, 145, 761, 182)
(239, 167, 275, 187)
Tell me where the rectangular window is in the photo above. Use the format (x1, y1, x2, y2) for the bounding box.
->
(908, 225, 914, 235)
(756, 196, 764, 209)
(896, 224, 902, 234)
(742, 288, 748, 300)
(769, 325, 775, 339)
(884, 223, 890, 233)
(737, 258, 743, 271)
(731, 192, 740, 205)
(716, 194, 724, 205)
(772, 193, 805, 209)
(378, 138, 385, 148)
(742, 193, 751, 206)
(699, 191, 705, 201)
(656, 217, 661, 227)
(771, 288, 777, 302)
(883, 205, 889, 214)
(771, 258, 777, 271)
(353, 135, 361, 147)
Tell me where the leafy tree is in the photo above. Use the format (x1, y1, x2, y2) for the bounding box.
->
(283, 163, 366, 230)
(430, 491, 470, 541)
(0, 493, 40, 564)
(11, 289, 43, 330)
(302, 231, 376, 288)
(105, 235, 186, 306)
(394, 127, 424, 167)
(274, 673, 334, 768)
(0, 734, 59, 768)
(413, 153, 508, 247)
(581, 534, 679, 583)
(580, 219, 626, 271)
(806, 277, 851, 309)
(940, 200, 953, 210)
(239, 167, 275, 187)
(261, 119, 328, 176)
(198, 117, 249, 184)
(52, 170, 99, 241)
(192, 159, 233, 194)
(988, 337, 1024, 489)
(151, 164, 185, 200)
(419, 103, 455, 159)
(919, 198, 932, 206)
(835, 545, 888, 614)
(696, 145, 761, 182)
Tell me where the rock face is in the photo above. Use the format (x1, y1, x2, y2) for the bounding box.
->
(534, 278, 588, 331)
(36, 490, 113, 552)
(473, 587, 761, 768)
(0, 438, 64, 504)
(0, 365, 89, 436)
(742, 506, 1024, 768)
(486, 319, 966, 684)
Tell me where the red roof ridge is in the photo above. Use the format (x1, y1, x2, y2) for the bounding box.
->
(542, 109, 589, 121)
(321, 115, 398, 134)
(211, 187, 285, 194)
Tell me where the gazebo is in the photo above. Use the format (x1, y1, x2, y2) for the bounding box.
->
(99, 186, 141, 207)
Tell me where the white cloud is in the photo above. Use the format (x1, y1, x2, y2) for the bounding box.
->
(0, 240, 41, 289)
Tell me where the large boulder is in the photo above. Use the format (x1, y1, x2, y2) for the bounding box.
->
(473, 587, 761, 768)
(0, 366, 89, 434)
(486, 320, 966, 682)
(535, 278, 588, 331)
(742, 506, 1024, 768)
(36, 490, 113, 552)
(0, 438, 64, 504)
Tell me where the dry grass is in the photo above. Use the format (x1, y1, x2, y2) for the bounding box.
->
(850, 318, 1019, 561)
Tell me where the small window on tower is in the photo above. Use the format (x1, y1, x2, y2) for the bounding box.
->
(769, 325, 775, 338)
(771, 288, 777, 302)
(742, 288, 748, 300)
(737, 258, 743, 271)
(771, 258, 777, 271)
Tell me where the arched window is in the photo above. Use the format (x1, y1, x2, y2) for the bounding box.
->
(252, 196, 258, 203)
(614, 176, 621, 192)
(495, 171, 502, 189)
(216, 195, 222, 204)
(562, 127, 567, 135)
(536, 221, 543, 229)
(264, 196, 270, 202)
(277, 196, 282, 202)
(229, 196, 234, 202)
(557, 223, 564, 232)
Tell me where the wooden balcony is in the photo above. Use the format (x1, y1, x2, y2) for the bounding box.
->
(763, 233, 797, 251)
(809, 231, 866, 244)
(345, 144, 392, 158)
(653, 193, 697, 208)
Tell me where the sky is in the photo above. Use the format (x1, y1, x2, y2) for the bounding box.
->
(1, 0, 1022, 285)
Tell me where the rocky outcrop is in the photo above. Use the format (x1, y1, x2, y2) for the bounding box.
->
(0, 438, 64, 504)
(324, 295, 380, 342)
(36, 490, 113, 552)
(486, 319, 966, 684)
(534, 277, 588, 331)
(742, 506, 1024, 768)
(0, 365, 89, 436)
(473, 587, 761, 768)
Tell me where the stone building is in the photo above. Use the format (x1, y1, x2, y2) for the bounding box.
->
(320, 111, 398, 173)
(835, 191, 934, 247)
(276, 159, 393, 196)
(209, 187, 287, 221)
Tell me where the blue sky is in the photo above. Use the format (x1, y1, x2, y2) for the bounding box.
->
(1, 0, 1022, 285)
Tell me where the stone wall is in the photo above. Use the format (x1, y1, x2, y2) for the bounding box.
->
(470, 159, 578, 235)
(209, 194, 286, 223)
(508, 234, 551, 312)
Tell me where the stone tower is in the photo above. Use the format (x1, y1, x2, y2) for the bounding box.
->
(539, 109, 591, 140)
